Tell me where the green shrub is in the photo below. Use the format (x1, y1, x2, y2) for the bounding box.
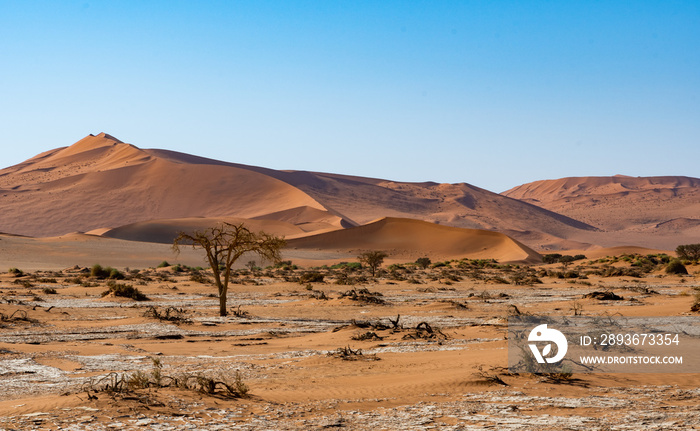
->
(91, 264, 109, 279)
(109, 268, 125, 279)
(91, 264, 125, 280)
(666, 259, 688, 275)
(299, 272, 325, 283)
(415, 257, 432, 269)
(157, 261, 171, 268)
(542, 254, 586, 264)
(8, 268, 23, 277)
(102, 282, 149, 301)
(330, 262, 362, 271)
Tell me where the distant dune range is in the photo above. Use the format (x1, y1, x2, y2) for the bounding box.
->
(1, 133, 698, 266)
(503, 176, 700, 249)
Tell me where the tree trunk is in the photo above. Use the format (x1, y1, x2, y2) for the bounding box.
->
(218, 283, 227, 316)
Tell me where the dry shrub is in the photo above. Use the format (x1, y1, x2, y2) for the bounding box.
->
(84, 357, 248, 399)
(143, 306, 191, 324)
(340, 288, 386, 305)
(327, 346, 380, 361)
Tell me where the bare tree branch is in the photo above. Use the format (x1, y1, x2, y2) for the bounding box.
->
(173, 222, 286, 316)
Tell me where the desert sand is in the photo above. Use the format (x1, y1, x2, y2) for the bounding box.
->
(0, 248, 699, 430)
(2, 134, 700, 429)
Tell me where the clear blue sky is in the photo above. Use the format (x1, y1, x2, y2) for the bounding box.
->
(1, 1, 698, 192)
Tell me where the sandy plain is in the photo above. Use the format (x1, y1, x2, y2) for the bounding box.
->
(1, 243, 699, 430)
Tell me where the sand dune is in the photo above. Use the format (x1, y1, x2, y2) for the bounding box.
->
(503, 175, 700, 250)
(0, 134, 327, 237)
(97, 217, 307, 244)
(287, 217, 541, 263)
(0, 233, 205, 271)
(142, 148, 595, 247)
(0, 133, 597, 251)
(503, 175, 700, 234)
(252, 206, 356, 233)
(1, 134, 696, 252)
(266, 172, 597, 245)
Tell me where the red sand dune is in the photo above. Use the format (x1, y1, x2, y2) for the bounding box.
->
(287, 217, 542, 263)
(95, 217, 307, 244)
(0, 133, 594, 251)
(0, 134, 326, 238)
(1, 134, 697, 252)
(503, 175, 700, 249)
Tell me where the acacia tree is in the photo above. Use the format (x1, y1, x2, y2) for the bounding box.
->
(676, 244, 700, 261)
(358, 250, 388, 277)
(173, 223, 285, 316)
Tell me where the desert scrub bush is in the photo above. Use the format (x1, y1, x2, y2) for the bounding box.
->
(333, 272, 369, 285)
(13, 279, 34, 288)
(387, 263, 406, 272)
(388, 268, 406, 281)
(36, 277, 58, 283)
(157, 261, 171, 268)
(351, 331, 384, 341)
(171, 264, 186, 273)
(402, 321, 449, 340)
(541, 254, 586, 264)
(330, 261, 362, 272)
(91, 264, 125, 280)
(666, 259, 688, 275)
(691, 292, 700, 312)
(327, 345, 380, 361)
(102, 282, 149, 301)
(299, 271, 325, 283)
(510, 269, 543, 285)
(8, 268, 23, 277)
(440, 270, 462, 282)
(486, 275, 510, 284)
(274, 260, 297, 270)
(143, 306, 191, 323)
(84, 358, 248, 398)
(189, 270, 212, 284)
(415, 257, 432, 269)
(458, 258, 499, 269)
(42, 287, 57, 294)
(340, 288, 386, 304)
(597, 265, 642, 278)
(308, 289, 328, 300)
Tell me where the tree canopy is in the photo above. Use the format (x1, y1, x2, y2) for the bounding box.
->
(358, 250, 388, 277)
(173, 222, 285, 316)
